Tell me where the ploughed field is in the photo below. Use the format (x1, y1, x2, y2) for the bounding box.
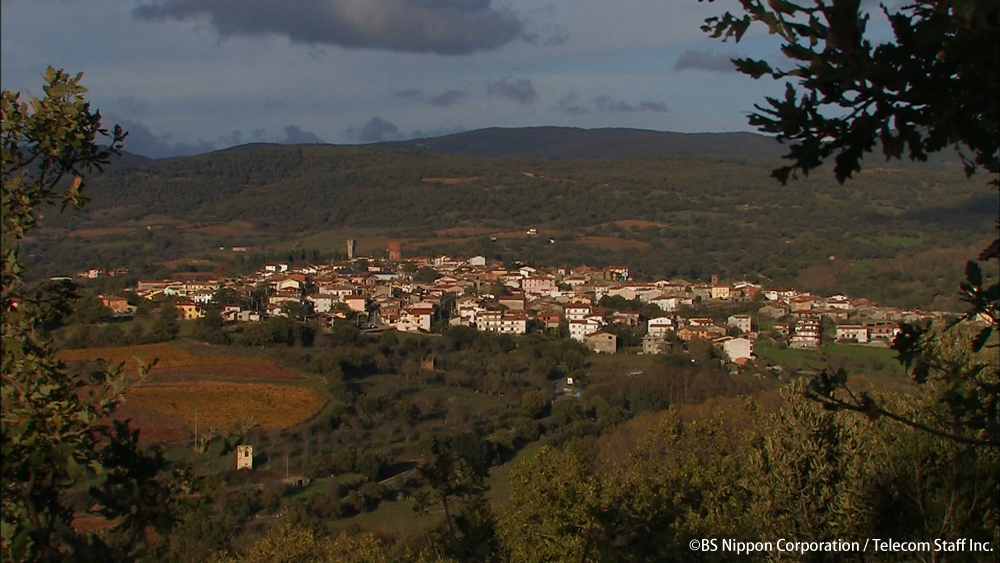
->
(57, 343, 325, 443)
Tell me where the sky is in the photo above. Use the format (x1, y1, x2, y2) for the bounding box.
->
(0, 0, 897, 159)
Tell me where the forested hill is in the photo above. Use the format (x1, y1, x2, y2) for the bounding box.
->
(378, 127, 786, 160)
(28, 143, 997, 308)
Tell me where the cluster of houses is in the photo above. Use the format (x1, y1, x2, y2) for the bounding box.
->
(85, 254, 949, 364)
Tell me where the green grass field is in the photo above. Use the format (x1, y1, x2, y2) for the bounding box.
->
(755, 342, 911, 391)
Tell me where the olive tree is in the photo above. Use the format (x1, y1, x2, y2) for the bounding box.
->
(2, 68, 178, 562)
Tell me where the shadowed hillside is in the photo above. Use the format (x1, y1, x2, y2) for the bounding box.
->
(379, 127, 787, 160)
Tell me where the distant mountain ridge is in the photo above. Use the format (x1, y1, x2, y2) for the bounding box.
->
(378, 126, 786, 160)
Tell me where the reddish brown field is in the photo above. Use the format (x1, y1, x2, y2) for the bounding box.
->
(114, 403, 190, 443)
(126, 382, 325, 430)
(576, 236, 649, 251)
(67, 227, 135, 239)
(612, 220, 667, 229)
(491, 230, 532, 239)
(187, 221, 254, 236)
(57, 343, 278, 372)
(72, 514, 118, 532)
(149, 364, 305, 382)
(421, 176, 481, 184)
(62, 344, 319, 441)
(138, 214, 191, 227)
(356, 238, 394, 253)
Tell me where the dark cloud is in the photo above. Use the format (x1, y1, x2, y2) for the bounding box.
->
(673, 50, 736, 73)
(218, 129, 243, 146)
(486, 77, 537, 106)
(556, 92, 589, 115)
(346, 117, 401, 143)
(557, 94, 669, 115)
(393, 89, 425, 101)
(280, 125, 325, 144)
(393, 88, 468, 107)
(114, 117, 215, 159)
(132, 0, 528, 55)
(429, 89, 467, 107)
(116, 96, 148, 117)
(409, 125, 466, 138)
(251, 129, 266, 140)
(593, 95, 668, 113)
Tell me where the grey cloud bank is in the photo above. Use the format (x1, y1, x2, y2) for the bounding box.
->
(430, 89, 468, 107)
(281, 125, 325, 144)
(558, 93, 669, 115)
(347, 117, 401, 143)
(393, 88, 469, 107)
(487, 77, 537, 105)
(114, 117, 216, 159)
(132, 0, 528, 55)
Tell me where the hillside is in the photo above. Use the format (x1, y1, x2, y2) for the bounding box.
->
(26, 143, 997, 308)
(378, 127, 787, 160)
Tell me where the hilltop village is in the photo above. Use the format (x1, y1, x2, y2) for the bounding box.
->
(77, 241, 952, 367)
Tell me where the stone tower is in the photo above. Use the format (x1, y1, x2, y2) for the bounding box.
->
(237, 445, 253, 470)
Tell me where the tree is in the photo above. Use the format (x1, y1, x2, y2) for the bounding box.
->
(2, 68, 179, 561)
(414, 265, 441, 283)
(192, 308, 229, 345)
(703, 0, 999, 448)
(701, 0, 998, 184)
(69, 294, 114, 325)
(211, 287, 244, 308)
(149, 299, 180, 342)
(500, 391, 998, 561)
(279, 299, 307, 321)
(520, 389, 549, 418)
(413, 434, 492, 558)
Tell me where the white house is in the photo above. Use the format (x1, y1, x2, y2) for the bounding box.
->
(723, 338, 753, 362)
(564, 305, 592, 322)
(569, 318, 602, 342)
(318, 283, 357, 300)
(836, 324, 870, 343)
(790, 319, 822, 349)
(307, 295, 337, 314)
(650, 295, 692, 312)
(727, 314, 752, 333)
(646, 317, 675, 338)
(477, 310, 529, 334)
(396, 304, 435, 332)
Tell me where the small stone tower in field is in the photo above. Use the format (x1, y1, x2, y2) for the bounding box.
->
(237, 445, 253, 470)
